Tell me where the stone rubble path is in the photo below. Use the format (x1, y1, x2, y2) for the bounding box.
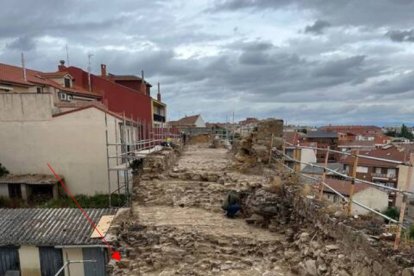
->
(128, 144, 290, 275)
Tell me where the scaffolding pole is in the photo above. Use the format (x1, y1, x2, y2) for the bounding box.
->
(105, 112, 111, 208)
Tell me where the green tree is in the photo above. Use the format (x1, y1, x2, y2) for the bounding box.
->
(0, 163, 8, 177)
(385, 130, 397, 137)
(383, 207, 399, 223)
(400, 124, 414, 140)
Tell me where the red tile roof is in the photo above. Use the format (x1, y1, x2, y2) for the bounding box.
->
(107, 74, 152, 86)
(283, 131, 303, 145)
(40, 72, 70, 78)
(0, 63, 58, 87)
(320, 125, 382, 136)
(340, 146, 409, 167)
(374, 134, 392, 144)
(53, 103, 135, 123)
(338, 140, 376, 148)
(174, 115, 201, 126)
(0, 63, 101, 98)
(324, 178, 371, 196)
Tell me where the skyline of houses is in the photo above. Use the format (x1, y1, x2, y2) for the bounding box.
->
(283, 124, 414, 217)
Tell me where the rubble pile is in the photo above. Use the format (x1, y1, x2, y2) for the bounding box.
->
(284, 231, 352, 276)
(188, 134, 211, 144)
(111, 221, 287, 275)
(134, 178, 229, 212)
(108, 136, 414, 275)
(110, 143, 293, 275)
(233, 119, 283, 172)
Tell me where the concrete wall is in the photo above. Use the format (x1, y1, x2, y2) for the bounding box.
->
(300, 148, 317, 170)
(0, 93, 53, 121)
(195, 116, 206, 128)
(63, 248, 85, 276)
(396, 164, 414, 207)
(353, 187, 389, 215)
(0, 184, 8, 197)
(19, 246, 41, 276)
(0, 107, 128, 195)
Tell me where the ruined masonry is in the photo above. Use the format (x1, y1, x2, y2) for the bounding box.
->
(108, 119, 414, 276)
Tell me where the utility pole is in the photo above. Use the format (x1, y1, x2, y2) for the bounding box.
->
(87, 53, 93, 92)
(21, 52, 27, 81)
(66, 44, 70, 66)
(232, 111, 235, 144)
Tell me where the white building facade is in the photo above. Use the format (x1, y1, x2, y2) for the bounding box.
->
(0, 93, 135, 196)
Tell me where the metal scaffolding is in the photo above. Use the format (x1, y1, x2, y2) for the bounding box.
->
(273, 142, 414, 249)
(104, 113, 180, 208)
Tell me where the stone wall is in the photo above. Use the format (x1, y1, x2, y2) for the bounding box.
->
(233, 118, 283, 171)
(139, 146, 183, 179)
(244, 170, 414, 275)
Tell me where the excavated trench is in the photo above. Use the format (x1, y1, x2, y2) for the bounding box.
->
(111, 144, 363, 276)
(112, 144, 289, 275)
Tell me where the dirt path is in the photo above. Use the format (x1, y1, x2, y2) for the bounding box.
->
(126, 144, 290, 275)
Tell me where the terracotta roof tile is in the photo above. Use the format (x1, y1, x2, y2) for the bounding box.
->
(340, 146, 409, 167)
(324, 178, 371, 196)
(0, 63, 101, 98)
(0, 63, 57, 87)
(175, 115, 200, 126)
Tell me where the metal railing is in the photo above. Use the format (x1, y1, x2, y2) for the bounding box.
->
(274, 141, 414, 249)
(372, 173, 397, 179)
(104, 111, 182, 207)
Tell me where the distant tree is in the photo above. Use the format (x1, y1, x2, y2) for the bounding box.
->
(0, 163, 8, 177)
(385, 130, 397, 137)
(399, 124, 414, 140)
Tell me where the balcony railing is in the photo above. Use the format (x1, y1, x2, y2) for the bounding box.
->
(372, 173, 397, 180)
(153, 114, 166, 123)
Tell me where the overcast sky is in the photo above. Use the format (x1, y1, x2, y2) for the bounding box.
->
(1, 0, 414, 125)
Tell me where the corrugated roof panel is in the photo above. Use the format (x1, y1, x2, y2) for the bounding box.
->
(0, 208, 117, 246)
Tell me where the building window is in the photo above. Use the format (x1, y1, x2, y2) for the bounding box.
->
(58, 92, 72, 102)
(356, 166, 369, 173)
(8, 184, 22, 199)
(387, 168, 396, 178)
(344, 165, 349, 173)
(37, 87, 42, 94)
(64, 78, 71, 88)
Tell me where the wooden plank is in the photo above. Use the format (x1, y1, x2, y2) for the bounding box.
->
(347, 150, 359, 215)
(394, 153, 414, 249)
(319, 146, 330, 200)
(91, 215, 115, 238)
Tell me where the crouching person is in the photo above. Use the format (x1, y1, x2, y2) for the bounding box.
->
(222, 190, 241, 218)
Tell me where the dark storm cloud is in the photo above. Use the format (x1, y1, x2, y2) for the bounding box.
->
(386, 29, 414, 42)
(304, 20, 331, 35)
(6, 36, 36, 51)
(212, 0, 414, 27)
(142, 41, 379, 101)
(210, 0, 292, 11)
(1, 0, 413, 124)
(370, 72, 414, 95)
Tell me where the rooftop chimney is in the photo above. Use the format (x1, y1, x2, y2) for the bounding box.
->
(157, 82, 161, 102)
(58, 60, 66, 71)
(101, 64, 107, 77)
